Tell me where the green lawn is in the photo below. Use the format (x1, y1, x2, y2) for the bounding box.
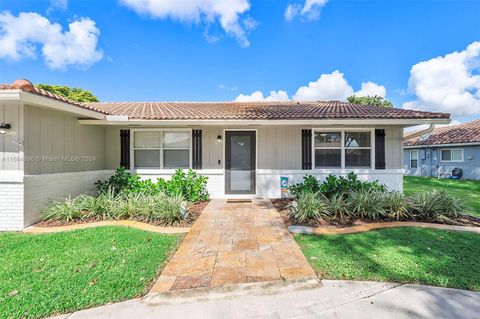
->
(404, 176, 480, 217)
(296, 227, 480, 291)
(0, 227, 181, 319)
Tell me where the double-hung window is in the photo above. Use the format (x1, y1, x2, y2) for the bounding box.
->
(314, 132, 342, 168)
(133, 130, 191, 169)
(410, 150, 418, 168)
(344, 132, 371, 168)
(314, 129, 373, 169)
(440, 149, 463, 162)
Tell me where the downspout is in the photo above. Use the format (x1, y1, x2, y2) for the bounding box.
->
(403, 124, 435, 142)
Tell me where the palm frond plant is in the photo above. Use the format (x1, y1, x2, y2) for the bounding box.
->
(324, 193, 351, 221)
(349, 189, 386, 220)
(290, 192, 328, 223)
(383, 191, 412, 220)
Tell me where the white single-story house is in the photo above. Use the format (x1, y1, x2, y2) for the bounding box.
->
(0, 79, 450, 231)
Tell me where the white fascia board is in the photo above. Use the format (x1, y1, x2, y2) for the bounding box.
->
(0, 90, 105, 119)
(404, 142, 480, 148)
(78, 118, 451, 126)
(105, 115, 129, 121)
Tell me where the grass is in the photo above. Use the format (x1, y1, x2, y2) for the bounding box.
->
(404, 176, 480, 217)
(296, 227, 480, 291)
(0, 227, 181, 319)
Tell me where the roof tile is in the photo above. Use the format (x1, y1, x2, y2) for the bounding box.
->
(404, 119, 480, 146)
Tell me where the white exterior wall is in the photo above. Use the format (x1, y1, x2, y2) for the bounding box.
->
(23, 170, 113, 227)
(0, 171, 24, 231)
(0, 102, 111, 230)
(130, 126, 405, 198)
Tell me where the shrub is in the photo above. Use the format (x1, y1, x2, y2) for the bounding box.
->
(409, 190, 464, 219)
(42, 196, 83, 222)
(289, 175, 320, 199)
(383, 191, 412, 221)
(95, 168, 209, 203)
(95, 167, 144, 195)
(42, 192, 189, 226)
(320, 172, 386, 198)
(164, 169, 209, 202)
(150, 194, 188, 225)
(324, 193, 351, 221)
(290, 192, 327, 223)
(349, 189, 386, 220)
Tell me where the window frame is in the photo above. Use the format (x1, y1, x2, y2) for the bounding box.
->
(410, 149, 418, 168)
(312, 128, 375, 170)
(131, 128, 192, 170)
(440, 148, 464, 162)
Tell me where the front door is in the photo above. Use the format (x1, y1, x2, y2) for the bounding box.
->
(225, 131, 256, 195)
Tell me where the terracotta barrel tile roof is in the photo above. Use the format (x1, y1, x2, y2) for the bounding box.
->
(1, 79, 451, 121)
(88, 101, 450, 121)
(404, 119, 480, 146)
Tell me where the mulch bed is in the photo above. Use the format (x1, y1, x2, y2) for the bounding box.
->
(34, 201, 210, 228)
(270, 198, 480, 228)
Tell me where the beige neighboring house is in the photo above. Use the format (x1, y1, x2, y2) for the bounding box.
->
(0, 79, 450, 231)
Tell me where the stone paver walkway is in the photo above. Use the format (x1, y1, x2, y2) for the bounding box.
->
(150, 199, 316, 293)
(289, 221, 480, 235)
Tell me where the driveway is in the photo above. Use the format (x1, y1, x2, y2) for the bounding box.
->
(52, 280, 480, 319)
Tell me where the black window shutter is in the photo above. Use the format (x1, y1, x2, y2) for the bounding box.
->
(375, 129, 386, 170)
(192, 129, 202, 169)
(301, 129, 312, 170)
(120, 129, 130, 169)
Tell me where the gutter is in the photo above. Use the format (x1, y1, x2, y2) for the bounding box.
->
(403, 124, 436, 142)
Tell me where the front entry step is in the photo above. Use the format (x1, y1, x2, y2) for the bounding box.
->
(226, 199, 252, 203)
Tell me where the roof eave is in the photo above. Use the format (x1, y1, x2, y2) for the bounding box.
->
(78, 118, 451, 126)
(0, 90, 105, 120)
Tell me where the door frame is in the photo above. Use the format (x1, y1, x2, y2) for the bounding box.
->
(223, 129, 258, 196)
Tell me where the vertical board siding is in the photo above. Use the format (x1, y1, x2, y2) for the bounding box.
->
(24, 105, 106, 175)
(0, 102, 23, 171)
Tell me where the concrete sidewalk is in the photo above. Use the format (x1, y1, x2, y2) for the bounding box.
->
(52, 280, 480, 319)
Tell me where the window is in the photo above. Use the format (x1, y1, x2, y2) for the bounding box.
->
(440, 149, 463, 162)
(314, 132, 341, 168)
(133, 130, 191, 169)
(410, 150, 418, 168)
(313, 130, 373, 169)
(344, 132, 371, 168)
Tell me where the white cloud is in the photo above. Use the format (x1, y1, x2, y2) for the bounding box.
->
(120, 0, 254, 47)
(0, 11, 103, 70)
(235, 71, 386, 102)
(354, 81, 386, 98)
(285, 0, 328, 21)
(49, 0, 68, 11)
(235, 90, 289, 102)
(403, 41, 480, 118)
(293, 71, 353, 101)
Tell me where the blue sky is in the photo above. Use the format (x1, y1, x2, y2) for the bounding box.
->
(1, 0, 479, 122)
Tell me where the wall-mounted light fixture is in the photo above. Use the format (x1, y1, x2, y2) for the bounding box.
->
(0, 123, 11, 135)
(217, 135, 222, 143)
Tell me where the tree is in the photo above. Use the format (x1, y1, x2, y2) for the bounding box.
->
(347, 95, 393, 108)
(36, 84, 99, 103)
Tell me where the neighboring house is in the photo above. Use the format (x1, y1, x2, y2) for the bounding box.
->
(404, 119, 480, 180)
(0, 79, 450, 230)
